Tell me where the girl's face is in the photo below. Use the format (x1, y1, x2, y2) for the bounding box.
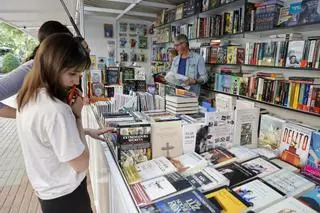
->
(60, 68, 82, 89)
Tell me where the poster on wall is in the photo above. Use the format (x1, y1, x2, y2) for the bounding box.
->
(104, 24, 113, 38)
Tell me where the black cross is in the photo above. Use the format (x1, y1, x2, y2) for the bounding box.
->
(161, 142, 175, 157)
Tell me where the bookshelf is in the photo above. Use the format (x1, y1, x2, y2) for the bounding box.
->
(205, 63, 320, 72)
(203, 88, 320, 117)
(152, 0, 320, 123)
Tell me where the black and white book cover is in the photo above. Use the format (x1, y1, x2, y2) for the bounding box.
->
(240, 157, 281, 178)
(217, 162, 256, 187)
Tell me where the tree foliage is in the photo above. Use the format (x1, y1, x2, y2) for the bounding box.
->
(0, 21, 38, 62)
(2, 53, 20, 73)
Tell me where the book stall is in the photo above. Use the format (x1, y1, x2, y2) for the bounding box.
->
(82, 0, 320, 212)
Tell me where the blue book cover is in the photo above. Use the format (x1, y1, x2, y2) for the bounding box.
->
(298, 186, 320, 212)
(140, 190, 221, 213)
(303, 131, 320, 181)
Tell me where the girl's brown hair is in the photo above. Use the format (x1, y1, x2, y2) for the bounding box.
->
(17, 33, 91, 111)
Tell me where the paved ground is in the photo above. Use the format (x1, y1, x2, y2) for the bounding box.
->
(0, 116, 96, 213)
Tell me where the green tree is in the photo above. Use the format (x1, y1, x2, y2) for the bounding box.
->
(2, 53, 20, 73)
(0, 21, 38, 62)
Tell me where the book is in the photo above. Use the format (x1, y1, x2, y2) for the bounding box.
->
(175, 4, 184, 20)
(117, 123, 152, 168)
(271, 158, 300, 172)
(204, 187, 251, 213)
(170, 152, 208, 176)
(240, 157, 281, 177)
(185, 165, 230, 193)
(130, 172, 192, 207)
(232, 178, 285, 211)
(200, 147, 236, 168)
(233, 108, 260, 147)
(259, 114, 286, 152)
(166, 95, 198, 104)
(215, 93, 233, 112)
(229, 146, 259, 162)
(298, 0, 320, 25)
(286, 40, 305, 67)
(140, 190, 221, 213)
(279, 122, 314, 167)
(151, 121, 183, 159)
(182, 123, 204, 154)
(260, 197, 317, 213)
(90, 69, 103, 83)
(106, 67, 120, 85)
(133, 157, 177, 183)
(217, 162, 256, 186)
(263, 169, 316, 197)
(204, 111, 235, 149)
(298, 186, 320, 212)
(302, 131, 320, 182)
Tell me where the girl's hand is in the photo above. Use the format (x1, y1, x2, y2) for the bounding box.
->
(71, 96, 83, 119)
(85, 127, 116, 142)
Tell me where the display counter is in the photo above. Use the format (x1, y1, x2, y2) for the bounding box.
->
(82, 106, 139, 213)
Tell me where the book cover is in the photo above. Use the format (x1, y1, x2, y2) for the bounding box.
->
(232, 178, 285, 211)
(260, 197, 317, 213)
(202, 0, 209, 11)
(140, 190, 221, 213)
(286, 40, 305, 67)
(130, 172, 192, 207)
(217, 162, 256, 186)
(263, 169, 316, 197)
(175, 4, 184, 20)
(182, 123, 204, 154)
(298, 186, 320, 212)
(215, 93, 233, 112)
(302, 131, 320, 181)
(170, 152, 208, 176)
(261, 42, 276, 66)
(240, 157, 281, 177)
(135, 156, 177, 183)
(118, 123, 152, 168)
(279, 122, 313, 167)
(251, 147, 278, 159)
(229, 146, 259, 162)
(204, 111, 235, 149)
(298, 0, 320, 24)
(90, 69, 103, 83)
(151, 121, 183, 159)
(106, 67, 120, 85)
(204, 187, 251, 213)
(185, 165, 230, 192)
(234, 108, 260, 147)
(227, 46, 237, 64)
(200, 147, 236, 168)
(259, 114, 286, 152)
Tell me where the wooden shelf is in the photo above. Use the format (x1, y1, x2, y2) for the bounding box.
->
(202, 88, 320, 117)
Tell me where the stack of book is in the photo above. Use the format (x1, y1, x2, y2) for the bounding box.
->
(166, 95, 199, 115)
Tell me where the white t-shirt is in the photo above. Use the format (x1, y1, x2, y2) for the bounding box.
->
(16, 88, 86, 200)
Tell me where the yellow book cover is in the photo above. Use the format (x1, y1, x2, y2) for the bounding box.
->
(227, 46, 237, 64)
(292, 83, 300, 109)
(205, 187, 249, 213)
(122, 165, 141, 185)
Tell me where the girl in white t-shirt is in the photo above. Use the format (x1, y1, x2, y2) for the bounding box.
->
(16, 33, 92, 213)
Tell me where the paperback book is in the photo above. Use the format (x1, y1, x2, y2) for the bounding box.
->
(240, 157, 281, 177)
(260, 197, 317, 213)
(302, 131, 320, 182)
(200, 147, 236, 168)
(229, 146, 259, 162)
(279, 122, 313, 167)
(217, 162, 256, 187)
(140, 190, 221, 213)
(170, 152, 208, 176)
(204, 187, 251, 213)
(263, 169, 316, 197)
(185, 165, 230, 192)
(130, 172, 192, 207)
(232, 178, 285, 211)
(259, 114, 286, 152)
(298, 186, 320, 212)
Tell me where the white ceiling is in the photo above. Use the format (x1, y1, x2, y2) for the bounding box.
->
(0, 0, 77, 38)
(0, 0, 185, 38)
